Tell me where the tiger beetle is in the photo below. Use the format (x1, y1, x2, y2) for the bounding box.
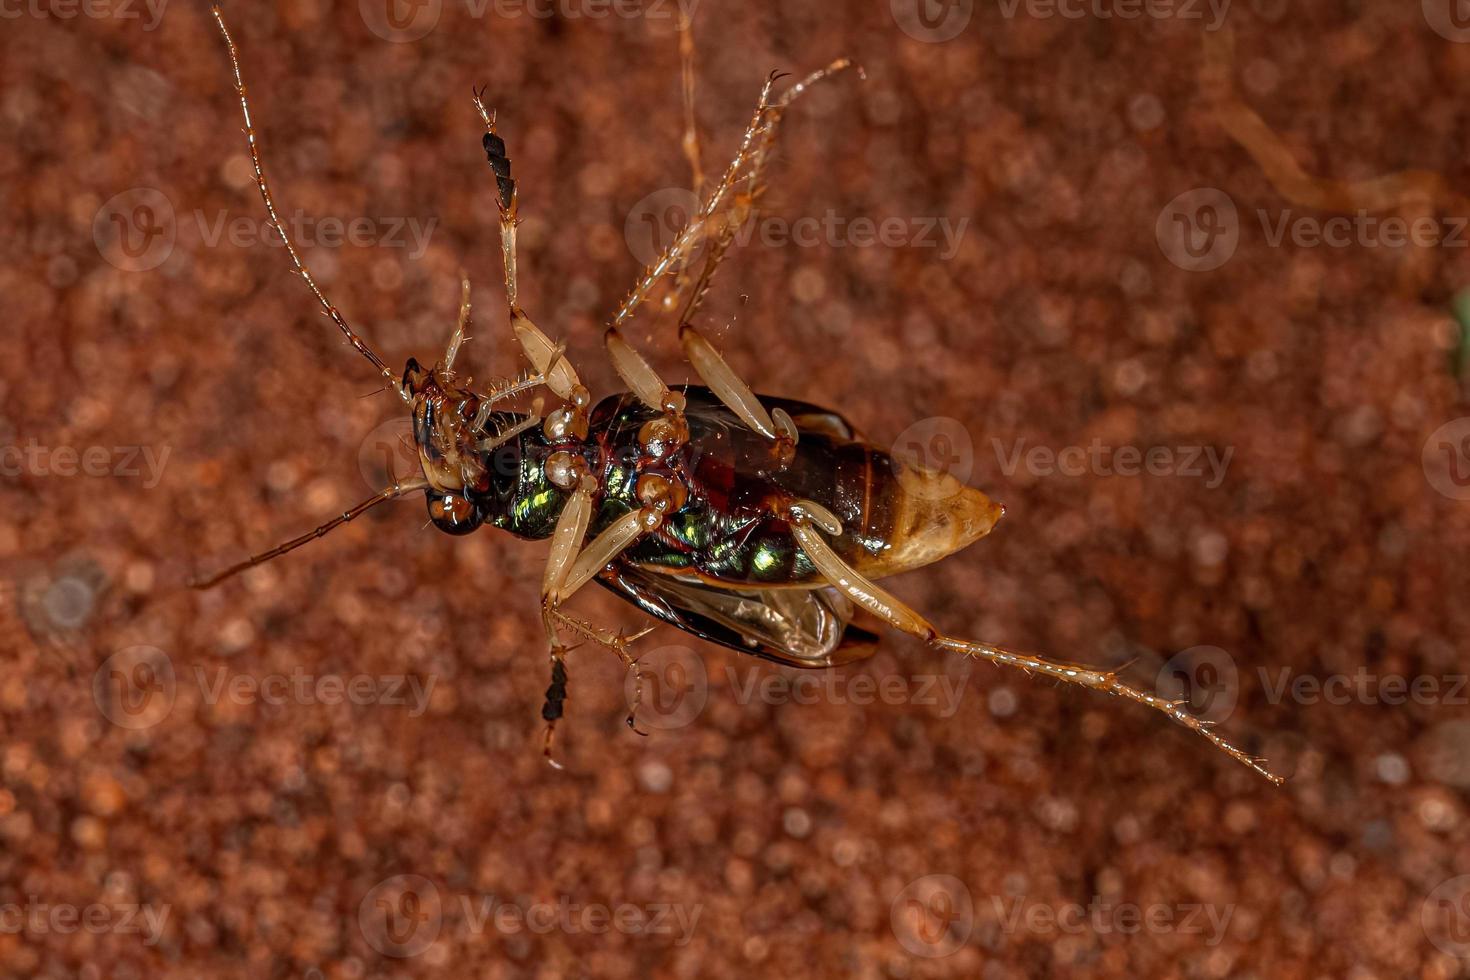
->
(198, 6, 1284, 784)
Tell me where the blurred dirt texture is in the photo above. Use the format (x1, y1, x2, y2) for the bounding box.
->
(5, 0, 1470, 976)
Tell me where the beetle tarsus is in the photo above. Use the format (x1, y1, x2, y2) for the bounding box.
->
(540, 656, 569, 768)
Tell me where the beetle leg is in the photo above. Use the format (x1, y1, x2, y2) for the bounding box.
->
(513, 308, 588, 414)
(472, 88, 524, 309)
(552, 480, 678, 606)
(445, 276, 562, 412)
(665, 60, 848, 328)
(610, 72, 778, 332)
(668, 7, 703, 310)
(607, 58, 854, 445)
(533, 474, 597, 765)
(604, 283, 796, 449)
(541, 477, 597, 600)
(556, 510, 657, 603)
(609, 59, 856, 332)
(537, 612, 654, 758)
(678, 7, 704, 204)
(663, 59, 856, 445)
(540, 649, 570, 768)
(783, 501, 1287, 786)
(472, 89, 591, 431)
(601, 325, 688, 424)
(536, 477, 669, 759)
(443, 273, 472, 372)
(545, 513, 656, 743)
(549, 609, 656, 735)
(680, 322, 799, 446)
(596, 11, 714, 427)
(550, 609, 655, 663)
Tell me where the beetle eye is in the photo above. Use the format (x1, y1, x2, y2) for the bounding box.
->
(427, 492, 482, 536)
(402, 357, 422, 390)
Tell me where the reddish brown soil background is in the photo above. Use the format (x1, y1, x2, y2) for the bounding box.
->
(5, 0, 1470, 976)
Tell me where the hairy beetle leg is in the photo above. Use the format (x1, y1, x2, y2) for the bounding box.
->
(609, 57, 856, 329)
(784, 500, 1287, 786)
(472, 87, 520, 302)
(471, 89, 590, 434)
(678, 7, 704, 203)
(549, 610, 655, 735)
(534, 474, 667, 760)
(442, 274, 472, 372)
(604, 52, 855, 449)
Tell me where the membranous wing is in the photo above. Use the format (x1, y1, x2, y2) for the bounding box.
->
(596, 564, 879, 669)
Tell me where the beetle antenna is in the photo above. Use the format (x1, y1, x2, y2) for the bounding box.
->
(190, 478, 428, 590)
(212, 6, 409, 405)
